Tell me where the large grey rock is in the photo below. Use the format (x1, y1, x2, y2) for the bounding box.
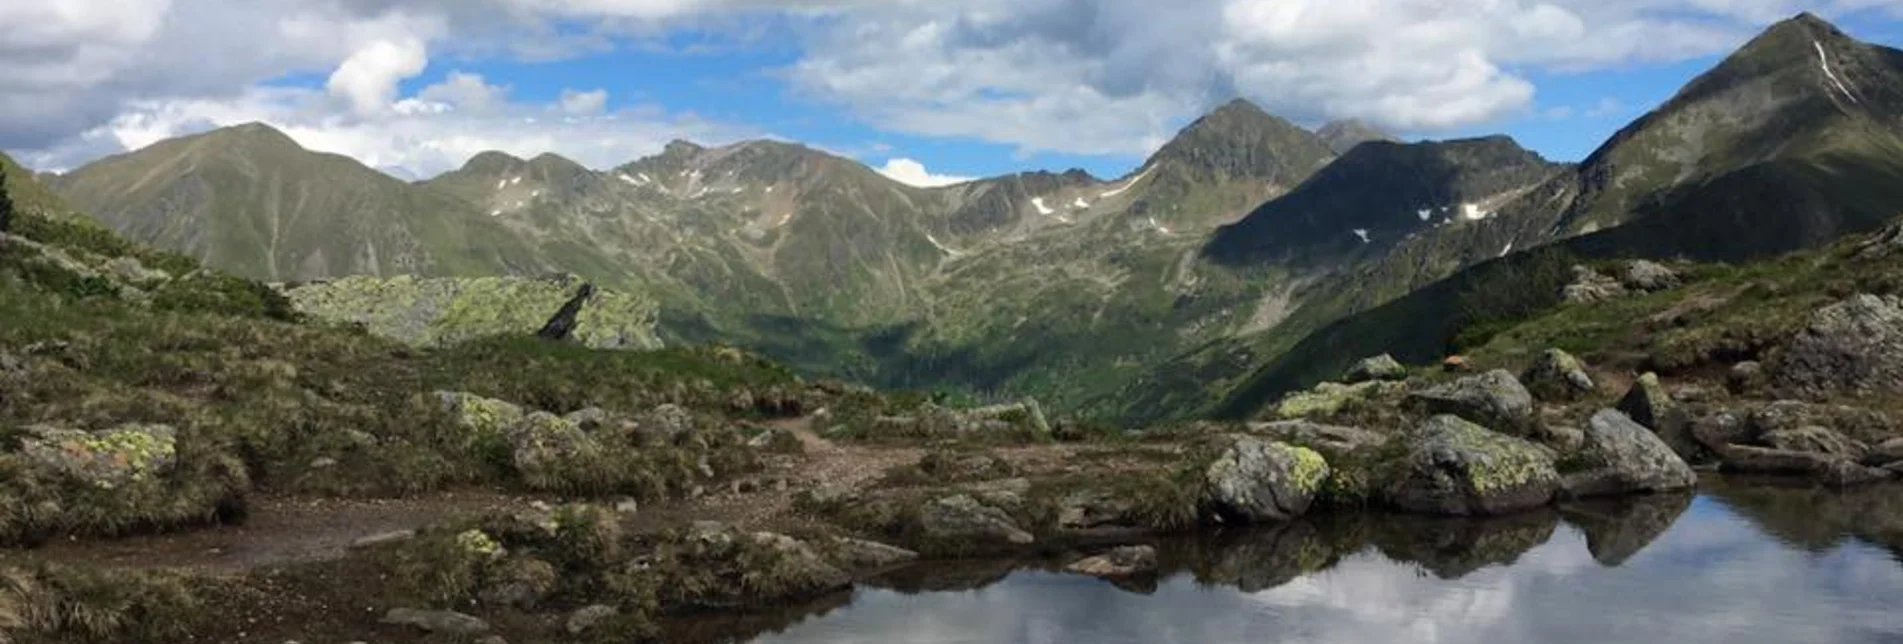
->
(1563, 265, 1627, 303)
(380, 608, 491, 635)
(1522, 349, 1595, 401)
(1763, 426, 1868, 460)
(1065, 545, 1158, 578)
(1405, 370, 1537, 436)
(1719, 445, 1893, 487)
(1204, 437, 1330, 523)
(1388, 415, 1560, 516)
(919, 495, 1034, 546)
(1689, 410, 1750, 457)
(1559, 410, 1697, 499)
(1055, 488, 1142, 532)
(1771, 294, 1903, 395)
(1619, 260, 1681, 292)
(1344, 354, 1408, 384)
(1617, 373, 1695, 456)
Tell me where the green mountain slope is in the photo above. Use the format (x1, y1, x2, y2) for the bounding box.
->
(1198, 13, 1903, 419)
(51, 124, 552, 282)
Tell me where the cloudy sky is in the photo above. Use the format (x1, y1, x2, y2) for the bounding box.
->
(4, 1, 1902, 185)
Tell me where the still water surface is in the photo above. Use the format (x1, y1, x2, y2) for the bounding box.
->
(698, 479, 1903, 644)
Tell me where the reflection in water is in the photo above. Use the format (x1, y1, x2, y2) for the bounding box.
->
(673, 481, 1903, 644)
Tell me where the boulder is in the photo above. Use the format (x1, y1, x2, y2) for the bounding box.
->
(1521, 348, 1595, 401)
(1771, 294, 1903, 395)
(1065, 545, 1158, 578)
(746, 531, 853, 594)
(1763, 426, 1868, 460)
(1619, 260, 1681, 292)
(436, 391, 526, 439)
(1204, 437, 1330, 523)
(630, 404, 695, 445)
(478, 557, 556, 609)
(1055, 488, 1142, 532)
(1559, 410, 1697, 499)
(1562, 266, 1627, 303)
(1387, 415, 1560, 516)
(1689, 410, 1750, 456)
(833, 538, 919, 570)
(380, 609, 491, 635)
(1273, 381, 1399, 419)
(1344, 354, 1408, 383)
(918, 495, 1034, 547)
(1616, 373, 1695, 455)
(1719, 445, 1892, 487)
(1405, 370, 1536, 436)
(565, 604, 619, 636)
(506, 412, 601, 485)
(18, 424, 178, 490)
(1727, 361, 1765, 394)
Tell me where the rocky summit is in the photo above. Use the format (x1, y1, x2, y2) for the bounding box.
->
(4, 9, 1903, 644)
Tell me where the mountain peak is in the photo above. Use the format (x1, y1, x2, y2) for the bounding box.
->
(461, 150, 526, 174)
(1142, 98, 1334, 186)
(663, 140, 706, 157)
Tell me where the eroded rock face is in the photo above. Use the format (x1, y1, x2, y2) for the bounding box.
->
(1559, 410, 1696, 499)
(1387, 415, 1559, 516)
(1065, 545, 1158, 578)
(1344, 354, 1407, 384)
(918, 495, 1034, 546)
(1405, 370, 1536, 436)
(1204, 437, 1330, 523)
(1522, 348, 1595, 402)
(1771, 294, 1903, 396)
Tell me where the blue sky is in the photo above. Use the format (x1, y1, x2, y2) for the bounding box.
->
(5, 2, 1902, 183)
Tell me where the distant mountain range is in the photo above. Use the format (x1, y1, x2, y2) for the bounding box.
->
(30, 12, 1903, 425)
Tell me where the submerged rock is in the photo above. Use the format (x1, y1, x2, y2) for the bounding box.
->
(1559, 410, 1696, 499)
(1204, 437, 1330, 523)
(1065, 545, 1159, 578)
(1344, 354, 1408, 384)
(1388, 415, 1559, 516)
(1771, 294, 1903, 395)
(1522, 348, 1595, 401)
(1405, 370, 1536, 436)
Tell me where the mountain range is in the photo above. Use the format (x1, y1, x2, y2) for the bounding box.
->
(29, 12, 1903, 425)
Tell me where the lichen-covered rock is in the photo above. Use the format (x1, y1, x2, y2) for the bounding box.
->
(507, 412, 601, 487)
(919, 495, 1034, 547)
(381, 608, 491, 635)
(1204, 437, 1329, 523)
(18, 424, 178, 490)
(1559, 410, 1696, 499)
(437, 391, 526, 441)
(287, 274, 662, 350)
(1065, 545, 1158, 578)
(1771, 294, 1903, 395)
(1344, 354, 1407, 384)
(745, 531, 853, 592)
(1521, 349, 1595, 401)
(1274, 381, 1399, 419)
(1405, 370, 1536, 436)
(1619, 260, 1681, 292)
(1763, 426, 1868, 460)
(1388, 415, 1560, 516)
(1719, 445, 1893, 487)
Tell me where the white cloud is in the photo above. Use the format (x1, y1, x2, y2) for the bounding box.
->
(559, 88, 610, 115)
(2, 0, 1899, 172)
(876, 157, 975, 187)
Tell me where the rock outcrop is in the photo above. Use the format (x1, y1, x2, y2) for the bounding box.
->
(1387, 415, 1560, 516)
(1405, 370, 1536, 436)
(1343, 354, 1407, 383)
(1204, 437, 1329, 523)
(918, 495, 1035, 547)
(1771, 294, 1903, 395)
